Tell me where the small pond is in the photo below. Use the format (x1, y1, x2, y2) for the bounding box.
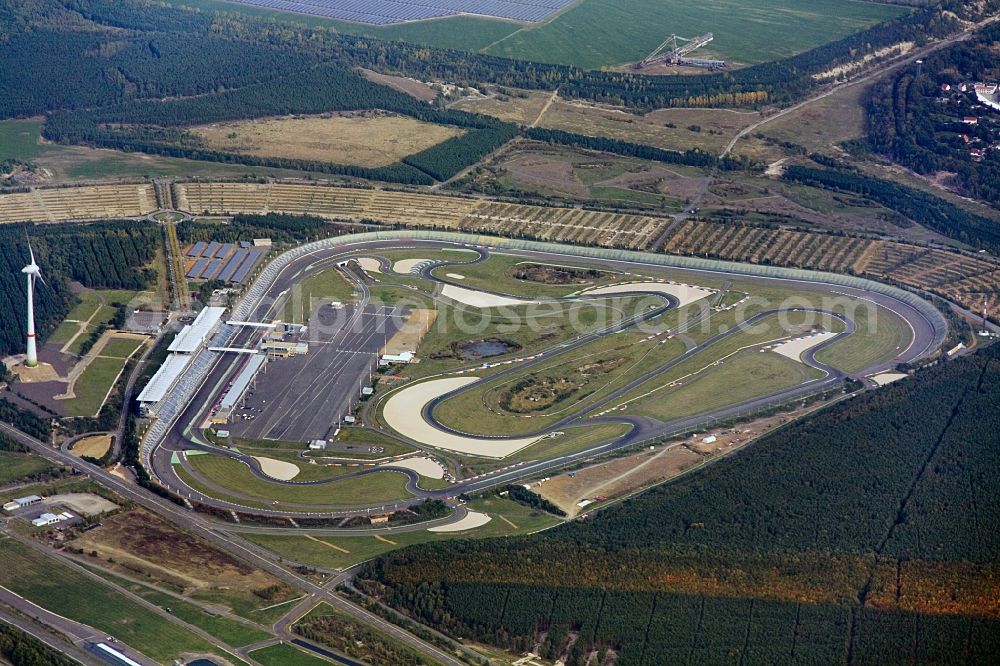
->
(458, 338, 517, 359)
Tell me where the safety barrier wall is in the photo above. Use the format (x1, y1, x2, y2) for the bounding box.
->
(141, 229, 949, 465)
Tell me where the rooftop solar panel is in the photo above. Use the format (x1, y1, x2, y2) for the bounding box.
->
(187, 257, 209, 278)
(188, 241, 208, 258)
(218, 249, 250, 282)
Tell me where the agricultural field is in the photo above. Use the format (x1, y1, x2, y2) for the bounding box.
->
(190, 113, 465, 168)
(0, 537, 223, 663)
(480, 0, 904, 69)
(0, 450, 54, 486)
(456, 94, 760, 154)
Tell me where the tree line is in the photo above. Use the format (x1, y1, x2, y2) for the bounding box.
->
(356, 343, 1000, 663)
(865, 20, 1000, 207)
(783, 163, 1000, 252)
(0, 222, 159, 356)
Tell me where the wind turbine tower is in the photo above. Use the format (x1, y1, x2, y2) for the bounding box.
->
(21, 242, 44, 368)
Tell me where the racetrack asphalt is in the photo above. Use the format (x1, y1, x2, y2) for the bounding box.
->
(148, 237, 946, 519)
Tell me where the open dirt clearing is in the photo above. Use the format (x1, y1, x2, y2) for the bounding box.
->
(382, 377, 544, 457)
(539, 444, 703, 516)
(384, 308, 437, 355)
(69, 435, 112, 459)
(428, 510, 492, 532)
(191, 114, 464, 168)
(47, 493, 118, 516)
(356, 257, 383, 274)
(253, 456, 300, 481)
(72, 510, 285, 594)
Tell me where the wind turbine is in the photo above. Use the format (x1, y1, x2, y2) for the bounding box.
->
(22, 239, 45, 368)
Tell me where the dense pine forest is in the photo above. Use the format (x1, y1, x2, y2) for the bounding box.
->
(357, 343, 1000, 664)
(2, 0, 996, 184)
(0, 222, 159, 357)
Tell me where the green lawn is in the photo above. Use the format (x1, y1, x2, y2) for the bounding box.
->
(85, 567, 272, 648)
(185, 455, 412, 507)
(244, 496, 561, 569)
(430, 252, 620, 298)
(250, 643, 334, 666)
(0, 451, 53, 486)
(100, 336, 146, 359)
(62, 356, 128, 417)
(431, 333, 688, 436)
(815, 301, 910, 373)
(0, 119, 50, 161)
(483, 0, 905, 68)
(630, 350, 820, 422)
(283, 266, 358, 324)
(0, 537, 219, 663)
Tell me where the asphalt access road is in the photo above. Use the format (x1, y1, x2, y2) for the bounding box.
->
(0, 422, 466, 666)
(149, 239, 945, 518)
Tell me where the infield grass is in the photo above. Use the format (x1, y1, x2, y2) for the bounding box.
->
(630, 350, 821, 422)
(250, 643, 334, 666)
(244, 496, 560, 569)
(185, 454, 412, 506)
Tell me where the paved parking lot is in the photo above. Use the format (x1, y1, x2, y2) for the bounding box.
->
(228, 303, 405, 443)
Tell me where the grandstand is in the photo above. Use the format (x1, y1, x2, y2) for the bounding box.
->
(0, 184, 156, 223)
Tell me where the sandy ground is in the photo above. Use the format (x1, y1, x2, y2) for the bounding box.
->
(870, 371, 908, 386)
(382, 377, 544, 457)
(356, 257, 382, 274)
(539, 445, 703, 516)
(771, 331, 838, 362)
(47, 493, 118, 517)
(441, 284, 537, 309)
(582, 281, 715, 307)
(428, 510, 491, 532)
(384, 308, 437, 355)
(392, 258, 430, 274)
(380, 456, 445, 479)
(253, 456, 300, 481)
(69, 434, 112, 459)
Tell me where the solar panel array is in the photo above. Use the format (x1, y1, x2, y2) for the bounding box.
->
(224, 0, 575, 24)
(185, 242, 266, 283)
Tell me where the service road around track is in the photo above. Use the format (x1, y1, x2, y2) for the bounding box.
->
(146, 233, 947, 520)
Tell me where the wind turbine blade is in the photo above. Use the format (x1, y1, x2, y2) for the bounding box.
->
(25, 234, 36, 266)
(37, 271, 48, 289)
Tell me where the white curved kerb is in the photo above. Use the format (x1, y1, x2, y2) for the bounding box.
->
(771, 331, 838, 362)
(581, 281, 715, 307)
(440, 284, 538, 308)
(380, 456, 445, 479)
(253, 456, 300, 481)
(382, 377, 544, 458)
(428, 510, 492, 532)
(392, 258, 430, 274)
